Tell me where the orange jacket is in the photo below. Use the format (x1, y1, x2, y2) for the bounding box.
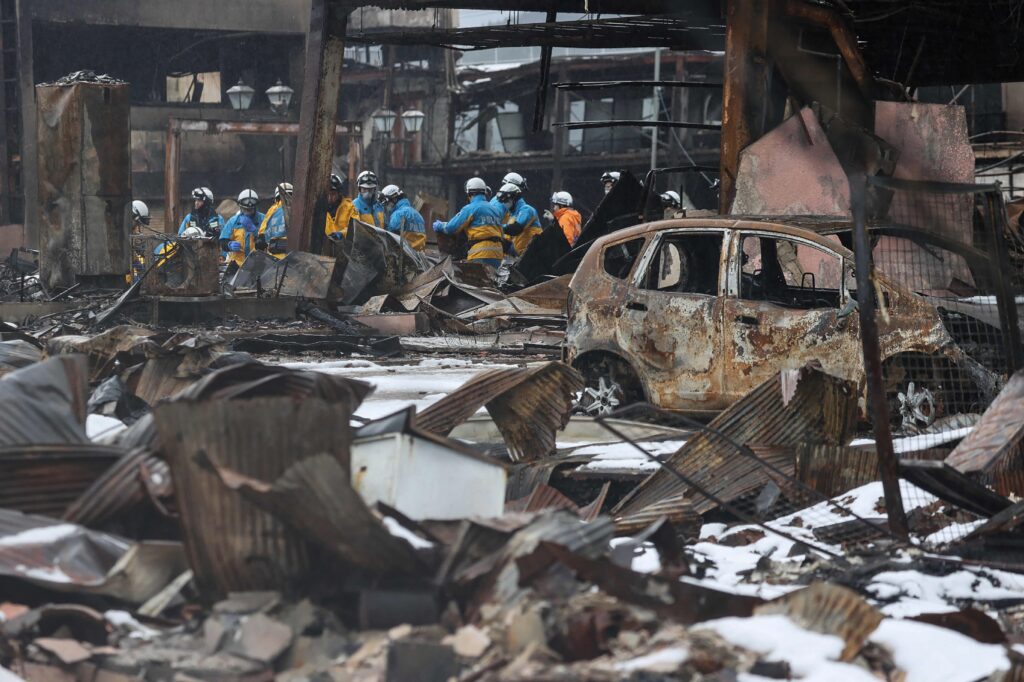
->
(554, 207, 582, 246)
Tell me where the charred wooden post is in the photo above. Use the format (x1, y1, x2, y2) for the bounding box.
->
(720, 0, 773, 214)
(291, 0, 348, 253)
(849, 172, 909, 540)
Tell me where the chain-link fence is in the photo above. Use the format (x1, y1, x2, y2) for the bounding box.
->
(857, 176, 1024, 548)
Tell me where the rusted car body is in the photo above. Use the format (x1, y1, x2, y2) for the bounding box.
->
(566, 217, 991, 419)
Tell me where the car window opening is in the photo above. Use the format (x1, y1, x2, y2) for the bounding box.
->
(740, 235, 841, 310)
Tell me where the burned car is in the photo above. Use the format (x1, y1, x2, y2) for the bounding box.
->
(566, 218, 998, 427)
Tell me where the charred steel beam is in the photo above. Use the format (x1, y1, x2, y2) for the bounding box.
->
(554, 80, 723, 90)
(292, 0, 349, 254)
(554, 120, 721, 130)
(782, 0, 873, 99)
(720, 0, 773, 213)
(345, 15, 725, 52)
(165, 124, 180, 235)
(531, 8, 557, 134)
(849, 172, 909, 540)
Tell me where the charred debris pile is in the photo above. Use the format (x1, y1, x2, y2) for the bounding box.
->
(0, 327, 1024, 680)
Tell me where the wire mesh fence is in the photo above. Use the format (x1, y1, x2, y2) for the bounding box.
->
(858, 176, 1024, 548)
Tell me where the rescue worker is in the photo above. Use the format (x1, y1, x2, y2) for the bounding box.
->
(353, 170, 386, 228)
(220, 189, 265, 279)
(380, 185, 426, 251)
(324, 174, 357, 240)
(257, 182, 292, 258)
(551, 191, 582, 246)
(489, 171, 527, 222)
(432, 177, 505, 267)
(661, 190, 682, 219)
(496, 182, 541, 258)
(178, 187, 222, 237)
(128, 201, 150, 283)
(601, 171, 621, 195)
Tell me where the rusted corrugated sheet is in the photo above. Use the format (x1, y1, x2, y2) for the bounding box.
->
(756, 582, 883, 661)
(613, 365, 857, 520)
(612, 496, 702, 536)
(154, 363, 371, 597)
(211, 453, 424, 575)
(796, 445, 879, 498)
(140, 237, 220, 297)
(0, 355, 89, 443)
(945, 371, 1024, 495)
(0, 508, 185, 604)
(0, 444, 125, 517)
(416, 362, 583, 462)
(63, 447, 170, 527)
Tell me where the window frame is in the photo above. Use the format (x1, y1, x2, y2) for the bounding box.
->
(727, 229, 851, 306)
(630, 228, 729, 297)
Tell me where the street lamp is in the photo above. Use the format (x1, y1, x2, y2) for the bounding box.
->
(226, 79, 255, 110)
(265, 79, 295, 115)
(401, 109, 426, 134)
(371, 108, 398, 135)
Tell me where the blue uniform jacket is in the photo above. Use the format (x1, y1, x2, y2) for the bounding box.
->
(220, 211, 266, 251)
(436, 195, 503, 235)
(178, 211, 223, 237)
(353, 195, 387, 228)
(387, 198, 425, 235)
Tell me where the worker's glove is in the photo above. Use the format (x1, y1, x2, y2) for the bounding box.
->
(432, 220, 445, 232)
(505, 222, 524, 237)
(542, 209, 555, 225)
(327, 232, 342, 242)
(255, 237, 267, 251)
(228, 241, 242, 252)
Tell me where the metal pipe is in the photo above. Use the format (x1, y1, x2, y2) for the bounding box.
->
(849, 172, 909, 540)
(555, 120, 721, 130)
(555, 80, 722, 90)
(650, 47, 662, 171)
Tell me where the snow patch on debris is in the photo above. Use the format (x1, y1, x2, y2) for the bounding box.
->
(0, 524, 79, 547)
(867, 568, 1024, 607)
(86, 414, 126, 440)
(0, 666, 25, 682)
(574, 440, 686, 472)
(700, 614, 876, 681)
(105, 610, 161, 640)
(870, 618, 1010, 681)
(382, 517, 434, 549)
(613, 646, 689, 673)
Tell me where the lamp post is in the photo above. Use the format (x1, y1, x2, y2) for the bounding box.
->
(226, 79, 255, 110)
(265, 79, 295, 115)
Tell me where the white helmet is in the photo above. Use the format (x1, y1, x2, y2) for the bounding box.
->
(600, 171, 620, 184)
(131, 200, 150, 226)
(192, 187, 214, 204)
(502, 172, 527, 191)
(381, 184, 403, 201)
(237, 189, 259, 209)
(274, 182, 294, 200)
(660, 190, 681, 209)
(551, 191, 573, 208)
(357, 170, 378, 189)
(496, 183, 521, 203)
(465, 177, 488, 196)
(181, 225, 205, 239)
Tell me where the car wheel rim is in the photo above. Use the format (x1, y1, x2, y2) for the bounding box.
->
(581, 376, 623, 417)
(897, 381, 936, 432)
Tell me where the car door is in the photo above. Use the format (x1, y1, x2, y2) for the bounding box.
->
(617, 229, 729, 411)
(720, 230, 863, 402)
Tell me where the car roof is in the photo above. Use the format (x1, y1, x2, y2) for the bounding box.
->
(595, 216, 857, 258)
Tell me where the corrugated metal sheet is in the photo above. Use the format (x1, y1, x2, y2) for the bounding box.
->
(212, 453, 425, 575)
(0, 443, 126, 517)
(63, 447, 170, 527)
(0, 355, 89, 444)
(612, 496, 702, 536)
(613, 365, 857, 519)
(946, 371, 1024, 496)
(756, 582, 883, 661)
(0, 508, 185, 604)
(416, 362, 582, 462)
(796, 445, 880, 498)
(154, 363, 370, 597)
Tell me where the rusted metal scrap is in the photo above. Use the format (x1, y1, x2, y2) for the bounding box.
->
(416, 362, 583, 462)
(612, 364, 858, 522)
(154, 362, 373, 596)
(211, 453, 426, 575)
(756, 582, 882, 661)
(0, 508, 186, 604)
(945, 371, 1024, 496)
(63, 445, 171, 528)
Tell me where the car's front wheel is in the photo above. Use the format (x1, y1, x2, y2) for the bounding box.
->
(574, 355, 644, 417)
